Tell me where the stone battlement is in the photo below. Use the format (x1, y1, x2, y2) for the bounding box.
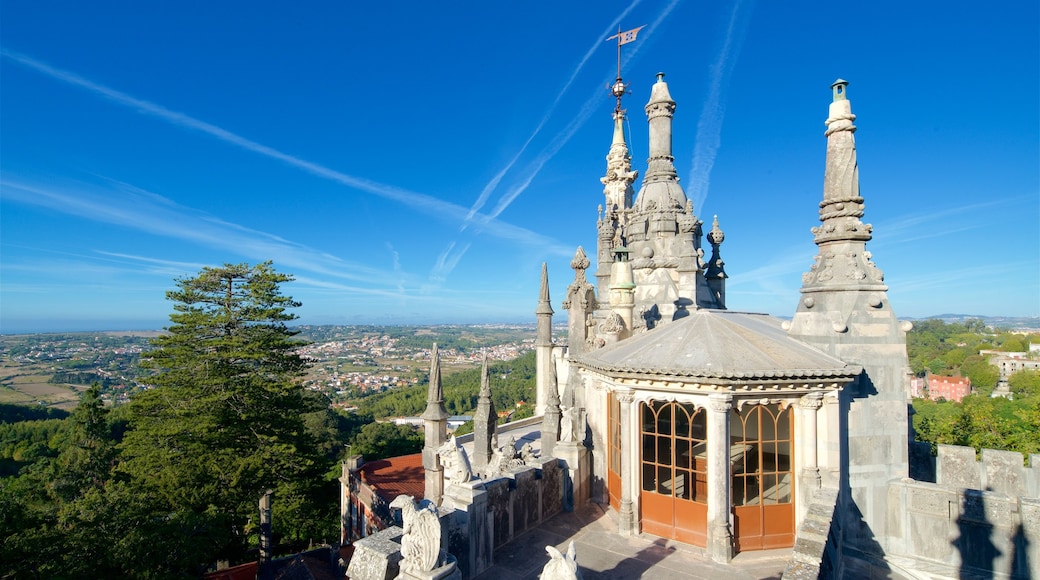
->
(936, 445, 1039, 498)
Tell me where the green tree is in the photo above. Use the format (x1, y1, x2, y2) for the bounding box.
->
(961, 355, 999, 395)
(1009, 369, 1040, 400)
(349, 421, 423, 460)
(118, 262, 326, 566)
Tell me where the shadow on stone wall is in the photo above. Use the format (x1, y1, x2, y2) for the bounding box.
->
(952, 488, 1000, 579)
(1009, 523, 1031, 579)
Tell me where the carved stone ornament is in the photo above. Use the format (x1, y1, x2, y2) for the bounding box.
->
(799, 393, 825, 411)
(436, 435, 473, 486)
(600, 312, 624, 334)
(540, 541, 582, 580)
(388, 495, 442, 575)
(707, 394, 733, 413)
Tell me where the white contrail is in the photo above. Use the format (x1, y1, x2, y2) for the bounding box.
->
(460, 0, 646, 231)
(0, 48, 568, 254)
(686, 0, 753, 214)
(484, 0, 683, 222)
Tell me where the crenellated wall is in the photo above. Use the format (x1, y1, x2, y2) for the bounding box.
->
(346, 457, 565, 580)
(885, 445, 1039, 579)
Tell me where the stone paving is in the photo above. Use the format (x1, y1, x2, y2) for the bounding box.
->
(472, 503, 790, 580)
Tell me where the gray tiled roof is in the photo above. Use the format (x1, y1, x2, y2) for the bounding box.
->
(573, 310, 860, 382)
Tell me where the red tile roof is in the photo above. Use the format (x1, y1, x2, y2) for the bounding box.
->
(357, 453, 425, 501)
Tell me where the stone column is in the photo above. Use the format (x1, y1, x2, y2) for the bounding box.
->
(706, 394, 733, 563)
(797, 393, 824, 527)
(617, 390, 638, 535)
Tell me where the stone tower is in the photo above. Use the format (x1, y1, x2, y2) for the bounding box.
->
(622, 73, 722, 321)
(785, 80, 911, 566)
(421, 343, 450, 505)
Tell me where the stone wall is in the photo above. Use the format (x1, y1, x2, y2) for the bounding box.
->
(441, 457, 564, 578)
(782, 487, 842, 580)
(885, 446, 1039, 579)
(935, 445, 1039, 498)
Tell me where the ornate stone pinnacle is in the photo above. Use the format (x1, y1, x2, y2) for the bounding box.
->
(570, 246, 590, 272)
(708, 215, 725, 246)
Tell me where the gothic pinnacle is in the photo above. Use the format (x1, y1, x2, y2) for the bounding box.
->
(421, 343, 449, 420)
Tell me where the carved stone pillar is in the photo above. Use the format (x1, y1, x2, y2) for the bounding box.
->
(797, 392, 824, 526)
(799, 393, 824, 486)
(616, 390, 637, 535)
(706, 394, 733, 563)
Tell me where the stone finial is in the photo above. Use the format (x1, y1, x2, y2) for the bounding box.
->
(570, 246, 590, 273)
(708, 215, 725, 246)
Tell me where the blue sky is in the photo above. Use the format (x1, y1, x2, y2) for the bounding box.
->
(2, 1, 1037, 333)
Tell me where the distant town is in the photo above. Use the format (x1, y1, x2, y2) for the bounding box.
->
(0, 324, 545, 412)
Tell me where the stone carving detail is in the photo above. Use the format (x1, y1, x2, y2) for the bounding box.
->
(437, 435, 473, 486)
(707, 394, 733, 413)
(540, 541, 581, 580)
(600, 312, 624, 334)
(388, 494, 442, 576)
(482, 435, 541, 479)
(799, 393, 825, 410)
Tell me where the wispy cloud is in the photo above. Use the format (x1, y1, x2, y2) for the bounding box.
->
(0, 48, 567, 254)
(0, 178, 399, 285)
(686, 0, 753, 214)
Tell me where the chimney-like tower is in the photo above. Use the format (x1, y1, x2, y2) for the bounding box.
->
(421, 343, 449, 505)
(471, 352, 496, 474)
(624, 73, 708, 319)
(786, 80, 911, 560)
(535, 262, 555, 415)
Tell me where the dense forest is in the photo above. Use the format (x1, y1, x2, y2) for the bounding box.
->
(907, 319, 1040, 458)
(352, 350, 536, 419)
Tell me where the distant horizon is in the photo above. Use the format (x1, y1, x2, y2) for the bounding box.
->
(4, 312, 1039, 336)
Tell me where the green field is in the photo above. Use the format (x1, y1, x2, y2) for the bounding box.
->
(0, 364, 84, 410)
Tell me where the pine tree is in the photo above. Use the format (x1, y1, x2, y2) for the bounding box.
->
(118, 262, 324, 561)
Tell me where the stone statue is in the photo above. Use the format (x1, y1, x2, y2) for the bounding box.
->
(437, 435, 473, 486)
(389, 495, 441, 576)
(560, 405, 578, 443)
(540, 541, 581, 579)
(520, 442, 537, 465)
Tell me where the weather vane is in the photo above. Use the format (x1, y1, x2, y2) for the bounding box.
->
(605, 25, 646, 114)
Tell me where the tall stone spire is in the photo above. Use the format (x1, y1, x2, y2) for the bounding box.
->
(786, 80, 911, 559)
(535, 263, 555, 415)
(597, 102, 639, 299)
(471, 352, 496, 475)
(422, 343, 449, 505)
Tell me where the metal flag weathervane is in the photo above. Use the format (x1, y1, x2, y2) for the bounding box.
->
(605, 25, 646, 114)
